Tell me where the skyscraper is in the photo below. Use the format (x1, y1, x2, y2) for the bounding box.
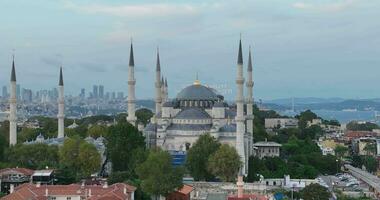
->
(93, 85, 98, 99)
(99, 85, 104, 99)
(80, 88, 85, 98)
(2, 86, 8, 98)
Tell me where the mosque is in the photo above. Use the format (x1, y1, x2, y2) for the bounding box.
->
(140, 39, 255, 174)
(7, 38, 255, 175)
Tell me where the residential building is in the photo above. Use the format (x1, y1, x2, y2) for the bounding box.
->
(2, 182, 136, 200)
(264, 118, 298, 129)
(0, 168, 34, 194)
(253, 141, 281, 159)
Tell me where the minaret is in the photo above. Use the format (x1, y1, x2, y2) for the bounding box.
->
(235, 38, 246, 174)
(57, 67, 65, 138)
(9, 55, 17, 146)
(246, 47, 254, 135)
(127, 41, 137, 125)
(155, 48, 162, 115)
(160, 76, 165, 103)
(164, 78, 168, 101)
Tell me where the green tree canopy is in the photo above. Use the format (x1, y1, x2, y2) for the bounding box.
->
(87, 125, 107, 138)
(296, 110, 319, 129)
(136, 148, 184, 197)
(59, 136, 101, 179)
(207, 144, 242, 182)
(346, 121, 379, 131)
(335, 145, 349, 159)
(136, 108, 154, 125)
(301, 183, 331, 200)
(185, 133, 220, 181)
(5, 143, 59, 169)
(106, 122, 146, 172)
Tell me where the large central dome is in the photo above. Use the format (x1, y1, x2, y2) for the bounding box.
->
(176, 84, 219, 100)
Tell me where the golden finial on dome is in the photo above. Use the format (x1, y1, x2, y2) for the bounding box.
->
(193, 72, 201, 85)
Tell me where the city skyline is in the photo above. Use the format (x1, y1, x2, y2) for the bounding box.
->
(0, 0, 380, 100)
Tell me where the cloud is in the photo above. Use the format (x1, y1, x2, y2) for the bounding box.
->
(293, 1, 355, 12)
(40, 54, 62, 66)
(64, 1, 199, 18)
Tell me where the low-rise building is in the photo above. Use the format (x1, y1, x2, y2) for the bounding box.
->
(264, 118, 298, 129)
(253, 141, 281, 159)
(0, 168, 34, 194)
(2, 182, 136, 200)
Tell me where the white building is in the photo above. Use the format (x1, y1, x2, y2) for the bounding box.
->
(264, 118, 298, 129)
(253, 141, 281, 159)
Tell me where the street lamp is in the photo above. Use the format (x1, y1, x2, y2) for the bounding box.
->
(336, 159, 339, 174)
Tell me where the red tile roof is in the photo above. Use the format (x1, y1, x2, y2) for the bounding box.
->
(228, 194, 269, 200)
(0, 168, 34, 176)
(177, 184, 193, 195)
(1, 183, 136, 200)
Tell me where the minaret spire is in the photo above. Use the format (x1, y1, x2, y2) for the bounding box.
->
(57, 67, 65, 138)
(155, 47, 162, 115)
(161, 76, 166, 103)
(9, 54, 17, 145)
(127, 40, 137, 125)
(164, 77, 168, 101)
(235, 37, 246, 174)
(246, 46, 254, 135)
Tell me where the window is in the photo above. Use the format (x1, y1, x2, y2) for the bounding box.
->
(67, 198, 71, 200)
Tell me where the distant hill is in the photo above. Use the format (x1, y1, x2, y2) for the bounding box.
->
(263, 98, 380, 111)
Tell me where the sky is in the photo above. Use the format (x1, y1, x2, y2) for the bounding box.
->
(0, 0, 379, 100)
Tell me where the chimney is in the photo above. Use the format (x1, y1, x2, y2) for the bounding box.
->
(237, 175, 244, 198)
(45, 188, 48, 197)
(9, 184, 14, 194)
(36, 182, 41, 188)
(103, 181, 108, 188)
(124, 185, 127, 194)
(89, 189, 92, 197)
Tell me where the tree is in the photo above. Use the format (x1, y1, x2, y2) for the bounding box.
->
(335, 145, 349, 159)
(363, 156, 377, 173)
(346, 121, 379, 131)
(185, 133, 220, 181)
(106, 122, 146, 172)
(136, 148, 184, 198)
(301, 183, 331, 200)
(78, 142, 101, 177)
(59, 137, 101, 179)
(87, 125, 107, 138)
(136, 108, 154, 125)
(296, 110, 318, 129)
(5, 143, 59, 169)
(207, 144, 241, 182)
(363, 142, 377, 156)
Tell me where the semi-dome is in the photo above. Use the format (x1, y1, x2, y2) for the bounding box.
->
(176, 84, 219, 100)
(175, 108, 211, 119)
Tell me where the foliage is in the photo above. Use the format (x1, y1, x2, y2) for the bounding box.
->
(301, 183, 331, 200)
(136, 108, 154, 125)
(185, 133, 220, 181)
(296, 110, 318, 129)
(4, 143, 59, 169)
(136, 148, 184, 197)
(87, 125, 107, 138)
(207, 144, 241, 182)
(59, 136, 101, 179)
(351, 155, 378, 173)
(346, 121, 379, 131)
(106, 122, 146, 172)
(335, 145, 349, 159)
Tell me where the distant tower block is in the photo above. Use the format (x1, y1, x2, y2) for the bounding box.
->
(235, 38, 246, 174)
(57, 67, 65, 138)
(246, 47, 254, 135)
(9, 56, 17, 146)
(127, 41, 137, 125)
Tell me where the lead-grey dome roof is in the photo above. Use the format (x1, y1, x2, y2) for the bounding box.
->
(176, 84, 219, 100)
(175, 108, 211, 119)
